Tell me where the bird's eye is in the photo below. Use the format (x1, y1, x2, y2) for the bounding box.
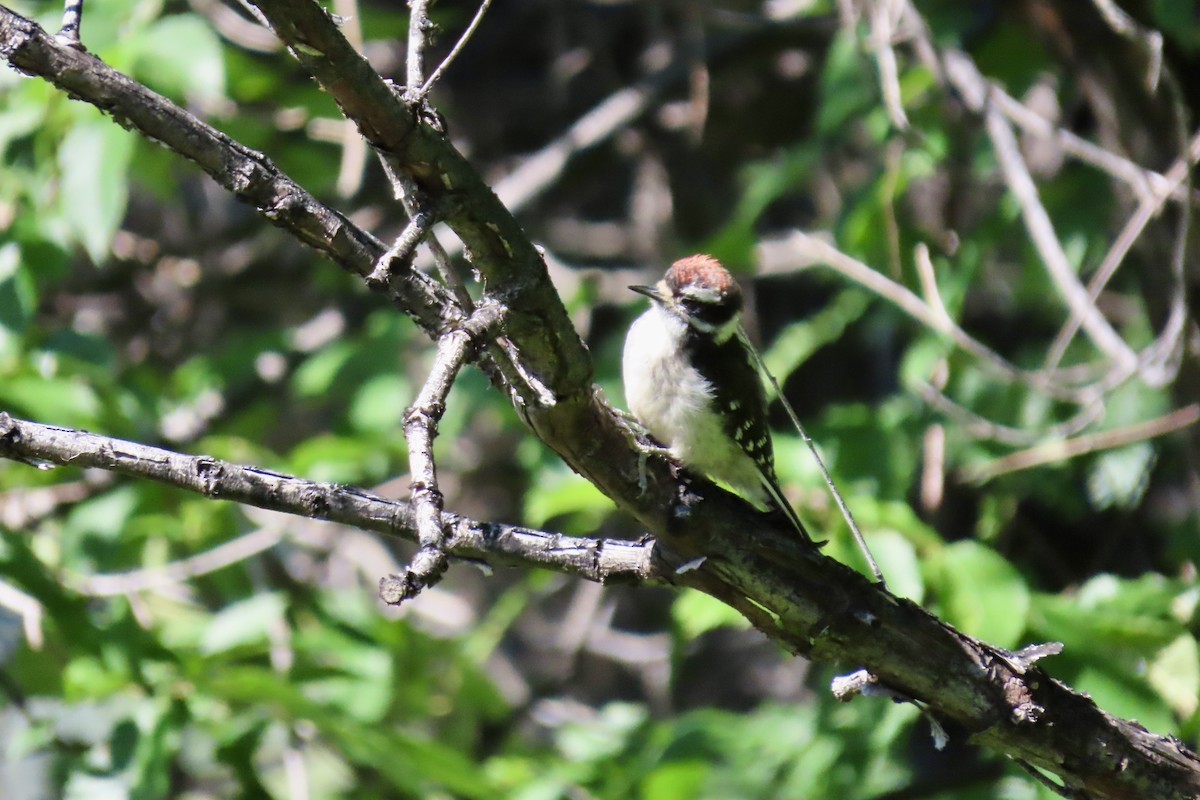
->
(681, 295, 736, 328)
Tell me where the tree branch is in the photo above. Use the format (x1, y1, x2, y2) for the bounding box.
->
(0, 7, 457, 338)
(382, 303, 504, 604)
(4, 6, 1200, 797)
(0, 413, 657, 583)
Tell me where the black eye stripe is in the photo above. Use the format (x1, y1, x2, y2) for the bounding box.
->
(682, 297, 738, 327)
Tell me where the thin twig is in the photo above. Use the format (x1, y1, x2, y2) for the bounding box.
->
(913, 382, 1104, 447)
(233, 0, 272, 30)
(920, 422, 945, 512)
(416, 0, 493, 99)
(1044, 130, 1200, 374)
(0, 471, 115, 528)
(423, 228, 476, 310)
(867, 0, 909, 131)
(913, 242, 951, 328)
(1089, 0, 1162, 91)
(961, 404, 1200, 484)
(189, 0, 281, 53)
(367, 207, 433, 287)
(682, 4, 711, 143)
(404, 0, 432, 100)
(382, 303, 505, 604)
(377, 152, 555, 408)
(414, 29, 775, 267)
(382, 0, 547, 412)
(0, 9, 458, 337)
(981, 95, 1138, 374)
(987, 86, 1182, 204)
(788, 231, 1083, 400)
(71, 526, 285, 597)
(0, 579, 44, 650)
(748, 345, 886, 586)
(905, 13, 1187, 207)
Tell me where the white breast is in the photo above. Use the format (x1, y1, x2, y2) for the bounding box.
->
(622, 304, 766, 504)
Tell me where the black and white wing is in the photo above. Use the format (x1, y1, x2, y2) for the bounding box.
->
(684, 325, 816, 545)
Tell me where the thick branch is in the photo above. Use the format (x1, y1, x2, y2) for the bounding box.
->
(4, 7, 1200, 797)
(239, 0, 683, 534)
(0, 7, 456, 337)
(5, 410, 1200, 797)
(0, 413, 656, 583)
(248, 0, 592, 398)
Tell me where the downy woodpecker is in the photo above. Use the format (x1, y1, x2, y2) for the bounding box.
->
(622, 254, 815, 545)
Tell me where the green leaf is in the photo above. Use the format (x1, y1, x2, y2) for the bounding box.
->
(132, 15, 227, 110)
(292, 342, 357, 397)
(1147, 635, 1200, 718)
(58, 121, 136, 264)
(205, 665, 496, 798)
(762, 289, 871, 386)
(524, 466, 612, 532)
(0, 375, 101, 426)
(706, 145, 819, 266)
(1087, 442, 1154, 510)
(639, 760, 709, 800)
(0, 100, 45, 155)
(860, 529, 923, 601)
(201, 592, 286, 655)
(293, 626, 394, 723)
(1073, 663, 1175, 737)
(1030, 575, 1186, 655)
(556, 703, 647, 763)
(0, 243, 35, 357)
(1152, 0, 1200, 53)
(288, 434, 388, 483)
(349, 373, 411, 433)
(816, 29, 877, 134)
(65, 485, 140, 542)
(672, 589, 750, 638)
(929, 541, 1029, 648)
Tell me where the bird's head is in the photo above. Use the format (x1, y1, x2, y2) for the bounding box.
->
(630, 254, 744, 340)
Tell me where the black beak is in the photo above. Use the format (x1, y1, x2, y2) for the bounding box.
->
(629, 284, 660, 301)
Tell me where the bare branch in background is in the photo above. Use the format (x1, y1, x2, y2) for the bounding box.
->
(961, 404, 1200, 484)
(787, 231, 1083, 401)
(189, 0, 281, 53)
(0, 578, 44, 650)
(866, 0, 908, 131)
(846, 0, 1195, 460)
(891, 1, 1190, 207)
(913, 382, 1105, 448)
(368, 208, 433, 286)
(72, 527, 285, 597)
(1046, 131, 1200, 377)
(1089, 0, 1163, 90)
(979, 86, 1139, 375)
(0, 470, 115, 529)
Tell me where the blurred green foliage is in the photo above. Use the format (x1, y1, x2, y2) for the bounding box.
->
(1, 0, 1198, 797)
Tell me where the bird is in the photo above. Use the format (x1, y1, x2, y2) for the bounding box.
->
(622, 254, 816, 545)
